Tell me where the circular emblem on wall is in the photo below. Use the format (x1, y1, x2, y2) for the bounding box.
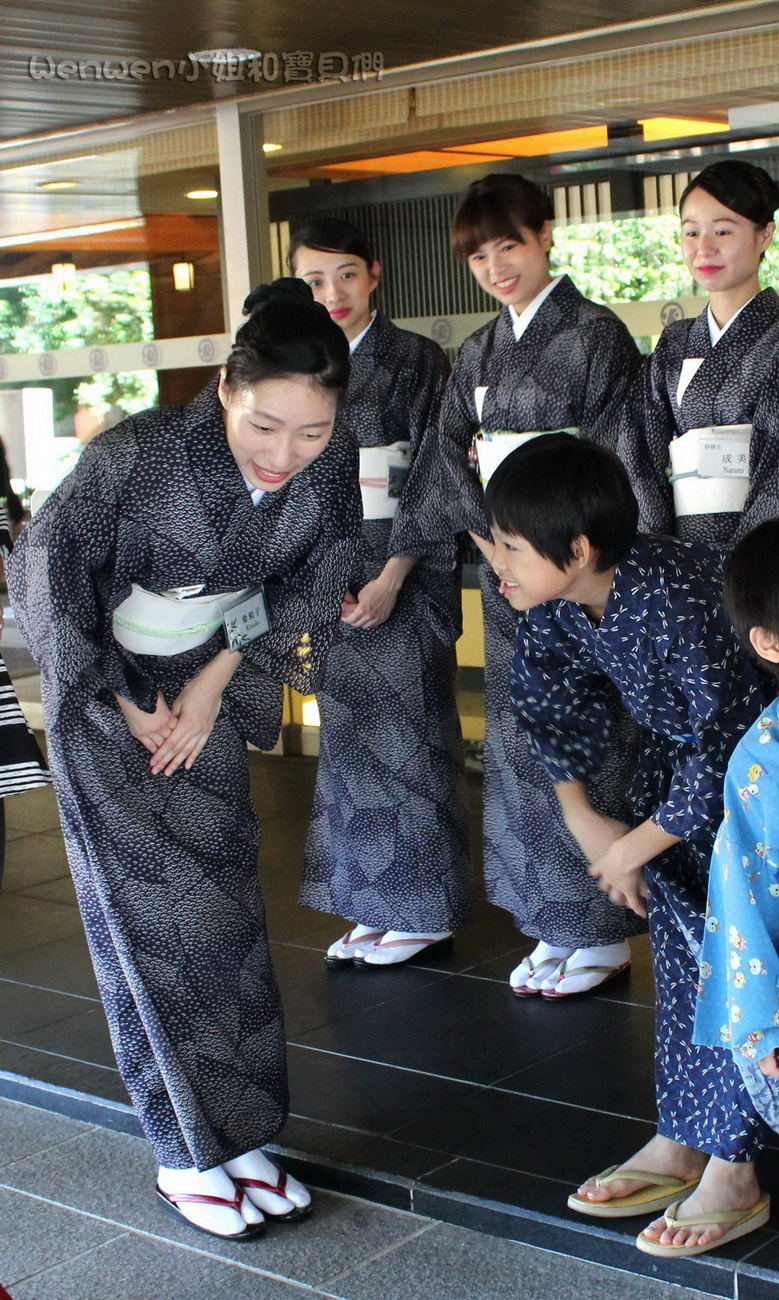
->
(198, 338, 216, 363)
(38, 353, 57, 377)
(89, 347, 107, 372)
(660, 301, 685, 326)
(0, 359, 7, 381)
(142, 343, 161, 368)
(431, 317, 453, 346)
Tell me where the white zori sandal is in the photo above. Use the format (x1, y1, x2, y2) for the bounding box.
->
(325, 926, 386, 967)
(352, 931, 453, 967)
(542, 943, 631, 999)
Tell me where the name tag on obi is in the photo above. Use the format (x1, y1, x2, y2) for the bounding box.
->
(359, 443, 411, 520)
(221, 585, 269, 651)
(697, 426, 751, 479)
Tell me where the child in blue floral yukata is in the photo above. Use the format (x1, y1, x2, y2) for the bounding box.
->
(694, 520, 779, 1103)
(485, 433, 770, 1260)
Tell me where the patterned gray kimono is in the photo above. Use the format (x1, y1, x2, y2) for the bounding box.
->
(8, 379, 361, 1171)
(300, 313, 473, 932)
(395, 276, 643, 945)
(618, 288, 779, 550)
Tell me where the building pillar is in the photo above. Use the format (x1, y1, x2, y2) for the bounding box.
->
(216, 102, 274, 333)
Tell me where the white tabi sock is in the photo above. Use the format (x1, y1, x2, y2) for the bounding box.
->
(544, 941, 632, 994)
(356, 930, 452, 964)
(510, 941, 574, 991)
(327, 923, 386, 959)
(157, 1163, 264, 1234)
(222, 1148, 311, 1215)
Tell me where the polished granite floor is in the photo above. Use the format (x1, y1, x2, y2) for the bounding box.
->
(3, 751, 779, 1298)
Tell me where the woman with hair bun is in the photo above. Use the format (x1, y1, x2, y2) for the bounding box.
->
(289, 218, 473, 968)
(8, 279, 361, 1241)
(618, 158, 779, 548)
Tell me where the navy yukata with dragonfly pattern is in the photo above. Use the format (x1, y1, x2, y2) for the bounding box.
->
(511, 535, 768, 1158)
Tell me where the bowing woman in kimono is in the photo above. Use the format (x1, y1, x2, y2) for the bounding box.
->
(290, 219, 473, 968)
(8, 279, 362, 1242)
(618, 158, 779, 550)
(401, 173, 643, 996)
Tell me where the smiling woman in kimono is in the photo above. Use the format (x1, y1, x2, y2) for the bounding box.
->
(290, 219, 473, 968)
(618, 159, 779, 550)
(8, 279, 362, 1242)
(397, 174, 643, 996)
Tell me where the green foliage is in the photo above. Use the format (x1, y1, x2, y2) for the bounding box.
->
(760, 242, 779, 287)
(0, 268, 153, 353)
(551, 213, 779, 304)
(75, 370, 157, 418)
(0, 268, 157, 422)
(550, 216, 698, 302)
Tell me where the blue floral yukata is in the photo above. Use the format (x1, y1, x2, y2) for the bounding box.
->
(694, 696, 779, 1132)
(511, 536, 767, 1160)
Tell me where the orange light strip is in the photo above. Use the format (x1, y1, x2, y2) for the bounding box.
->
(281, 150, 510, 179)
(639, 117, 728, 141)
(275, 125, 612, 180)
(443, 126, 609, 156)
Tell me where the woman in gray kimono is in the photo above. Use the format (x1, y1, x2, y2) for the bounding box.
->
(396, 174, 643, 997)
(618, 158, 779, 551)
(291, 219, 473, 967)
(8, 280, 361, 1242)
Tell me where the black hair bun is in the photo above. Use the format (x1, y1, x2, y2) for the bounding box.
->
(243, 277, 314, 316)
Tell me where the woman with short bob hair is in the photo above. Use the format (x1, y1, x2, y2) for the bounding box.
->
(8, 279, 362, 1242)
(396, 171, 643, 999)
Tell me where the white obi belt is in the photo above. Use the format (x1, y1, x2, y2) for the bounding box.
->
(359, 442, 410, 520)
(112, 583, 265, 656)
(475, 428, 579, 487)
(668, 425, 752, 517)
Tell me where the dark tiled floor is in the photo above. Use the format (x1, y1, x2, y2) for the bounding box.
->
(2, 751, 779, 1297)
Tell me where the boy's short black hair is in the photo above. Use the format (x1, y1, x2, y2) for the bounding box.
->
(484, 432, 639, 572)
(724, 520, 779, 658)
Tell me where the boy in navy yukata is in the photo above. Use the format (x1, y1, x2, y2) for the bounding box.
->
(484, 432, 770, 1259)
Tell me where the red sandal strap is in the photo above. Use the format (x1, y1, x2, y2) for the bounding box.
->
(160, 1186, 244, 1213)
(234, 1168, 287, 1198)
(342, 930, 383, 946)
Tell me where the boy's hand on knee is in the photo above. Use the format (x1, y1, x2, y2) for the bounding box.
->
(589, 817, 680, 918)
(572, 811, 632, 868)
(589, 846, 650, 918)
